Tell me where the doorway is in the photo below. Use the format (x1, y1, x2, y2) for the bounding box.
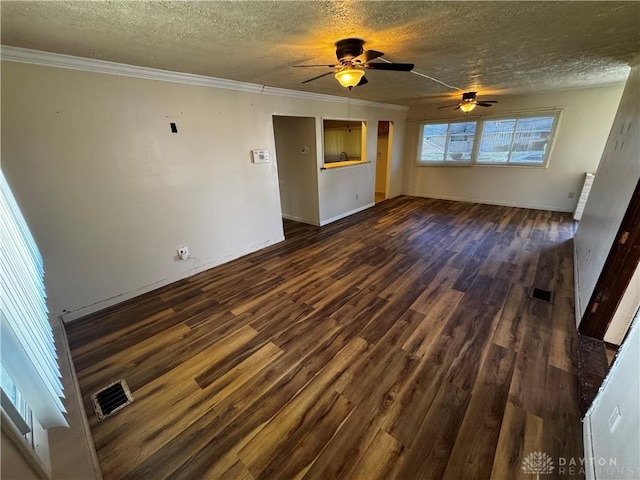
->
(272, 116, 320, 229)
(580, 179, 640, 360)
(374, 121, 393, 203)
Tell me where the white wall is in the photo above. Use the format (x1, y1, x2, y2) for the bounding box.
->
(403, 84, 625, 212)
(1, 430, 40, 480)
(273, 116, 319, 225)
(1, 58, 407, 320)
(584, 311, 640, 480)
(574, 64, 640, 319)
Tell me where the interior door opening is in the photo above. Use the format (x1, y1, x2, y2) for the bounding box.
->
(272, 115, 320, 233)
(374, 121, 393, 203)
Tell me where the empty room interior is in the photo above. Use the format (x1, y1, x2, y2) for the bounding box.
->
(2, 2, 640, 480)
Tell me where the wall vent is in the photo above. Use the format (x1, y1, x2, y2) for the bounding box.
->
(91, 379, 134, 421)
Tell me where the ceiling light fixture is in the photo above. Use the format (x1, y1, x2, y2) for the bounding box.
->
(459, 101, 477, 113)
(335, 67, 365, 88)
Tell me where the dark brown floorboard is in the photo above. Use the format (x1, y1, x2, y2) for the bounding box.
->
(66, 196, 583, 480)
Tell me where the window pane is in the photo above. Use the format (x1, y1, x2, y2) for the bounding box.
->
(1, 364, 33, 435)
(478, 119, 515, 163)
(510, 117, 554, 164)
(420, 124, 448, 162)
(446, 122, 475, 162)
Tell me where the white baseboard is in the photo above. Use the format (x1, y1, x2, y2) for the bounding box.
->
(50, 317, 103, 479)
(320, 203, 375, 226)
(583, 416, 596, 480)
(61, 235, 285, 323)
(281, 213, 320, 226)
(405, 192, 573, 213)
(574, 238, 583, 328)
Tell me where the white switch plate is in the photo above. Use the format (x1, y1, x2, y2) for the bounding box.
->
(609, 405, 622, 432)
(251, 149, 270, 163)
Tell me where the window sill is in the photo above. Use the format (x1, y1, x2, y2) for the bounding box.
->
(415, 162, 471, 167)
(415, 162, 549, 169)
(321, 160, 370, 171)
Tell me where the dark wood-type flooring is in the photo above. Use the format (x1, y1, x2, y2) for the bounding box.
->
(66, 196, 583, 480)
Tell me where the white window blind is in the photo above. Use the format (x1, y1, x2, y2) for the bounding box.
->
(0, 170, 68, 429)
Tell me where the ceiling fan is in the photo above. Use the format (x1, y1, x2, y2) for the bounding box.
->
(293, 38, 414, 89)
(438, 91, 498, 113)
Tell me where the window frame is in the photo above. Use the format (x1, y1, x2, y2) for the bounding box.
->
(417, 120, 477, 165)
(415, 110, 561, 168)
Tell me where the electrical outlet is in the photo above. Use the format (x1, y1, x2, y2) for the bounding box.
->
(177, 246, 189, 260)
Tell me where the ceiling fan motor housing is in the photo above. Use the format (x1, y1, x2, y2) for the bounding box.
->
(462, 91, 477, 101)
(335, 38, 365, 64)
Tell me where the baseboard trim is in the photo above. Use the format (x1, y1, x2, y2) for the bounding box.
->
(405, 192, 573, 213)
(320, 203, 375, 226)
(51, 317, 103, 479)
(582, 416, 596, 480)
(574, 238, 583, 328)
(281, 213, 320, 226)
(61, 235, 285, 323)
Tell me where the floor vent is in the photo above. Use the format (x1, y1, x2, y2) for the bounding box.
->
(91, 379, 134, 421)
(530, 287, 554, 304)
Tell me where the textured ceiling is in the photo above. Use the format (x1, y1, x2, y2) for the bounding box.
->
(1, 1, 639, 105)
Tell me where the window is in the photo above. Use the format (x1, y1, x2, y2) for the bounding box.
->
(0, 170, 68, 441)
(323, 119, 367, 167)
(419, 122, 476, 164)
(417, 112, 559, 167)
(1, 364, 33, 441)
(478, 116, 554, 165)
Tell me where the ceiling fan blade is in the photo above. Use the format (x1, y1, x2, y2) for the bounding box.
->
(356, 76, 368, 87)
(454, 106, 460, 110)
(293, 64, 336, 68)
(482, 100, 498, 103)
(354, 49, 384, 64)
(301, 71, 334, 84)
(365, 62, 414, 71)
(437, 103, 461, 109)
(477, 102, 494, 107)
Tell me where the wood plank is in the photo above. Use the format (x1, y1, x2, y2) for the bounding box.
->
(240, 391, 353, 479)
(442, 344, 516, 480)
(395, 381, 471, 480)
(490, 402, 544, 480)
(346, 428, 405, 480)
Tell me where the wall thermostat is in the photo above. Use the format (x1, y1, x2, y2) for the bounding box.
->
(251, 149, 270, 163)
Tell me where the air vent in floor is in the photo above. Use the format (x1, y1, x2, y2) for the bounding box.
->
(530, 287, 554, 304)
(91, 378, 134, 421)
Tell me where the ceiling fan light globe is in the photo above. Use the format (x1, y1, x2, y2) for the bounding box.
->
(335, 68, 365, 88)
(459, 102, 477, 113)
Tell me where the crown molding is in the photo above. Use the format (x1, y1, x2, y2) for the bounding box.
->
(1, 46, 409, 111)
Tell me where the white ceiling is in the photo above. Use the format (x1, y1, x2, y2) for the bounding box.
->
(1, 1, 639, 106)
